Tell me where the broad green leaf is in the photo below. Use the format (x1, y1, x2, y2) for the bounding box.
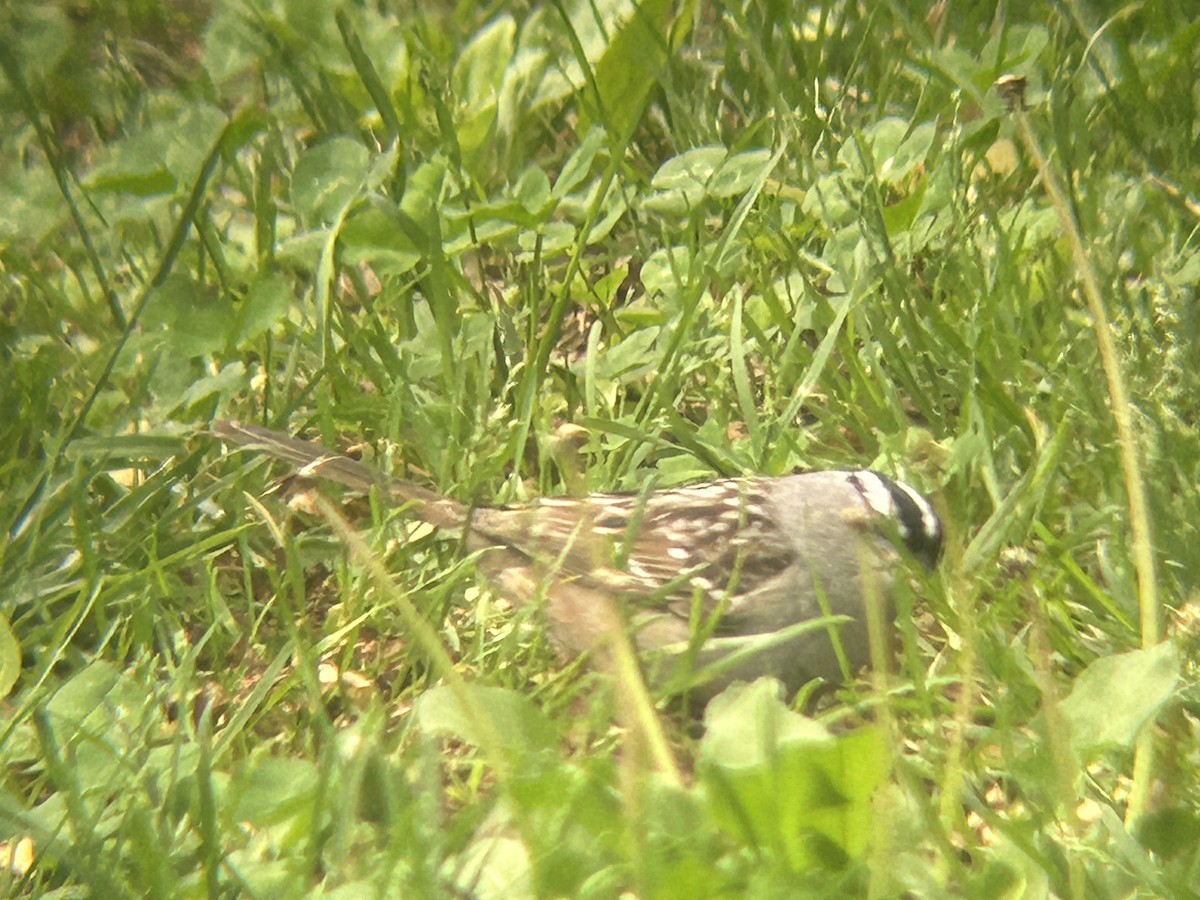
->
(699, 679, 890, 870)
(640, 246, 696, 294)
(0, 164, 66, 242)
(44, 660, 122, 723)
(881, 181, 928, 237)
(232, 273, 294, 346)
(879, 121, 935, 184)
(84, 126, 176, 195)
(573, 326, 660, 385)
(585, 0, 676, 141)
(452, 16, 516, 162)
(417, 684, 556, 756)
(643, 146, 728, 215)
(339, 205, 422, 272)
(234, 756, 320, 827)
(174, 361, 250, 411)
(552, 127, 606, 199)
(201, 4, 262, 84)
(699, 679, 833, 768)
(1060, 642, 1181, 754)
(515, 166, 553, 217)
(0, 612, 21, 700)
(42, 662, 160, 796)
(1164, 249, 1200, 287)
(800, 172, 856, 226)
(5, 5, 72, 84)
(525, 0, 633, 109)
(452, 15, 516, 113)
(82, 102, 230, 202)
(517, 222, 575, 255)
(164, 104, 231, 185)
(141, 274, 228, 358)
(707, 149, 777, 198)
(291, 137, 371, 226)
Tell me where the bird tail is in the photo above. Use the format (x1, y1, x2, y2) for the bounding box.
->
(212, 420, 466, 530)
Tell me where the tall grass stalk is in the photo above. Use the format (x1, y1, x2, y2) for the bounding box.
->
(1008, 88, 1160, 828)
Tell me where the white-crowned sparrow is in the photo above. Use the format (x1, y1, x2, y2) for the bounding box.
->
(214, 420, 942, 698)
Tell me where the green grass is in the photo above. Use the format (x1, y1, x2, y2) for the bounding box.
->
(2, 0, 1199, 896)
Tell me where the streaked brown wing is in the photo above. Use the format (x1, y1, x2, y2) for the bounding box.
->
(471, 480, 797, 616)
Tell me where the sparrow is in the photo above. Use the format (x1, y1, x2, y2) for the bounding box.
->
(213, 420, 942, 699)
